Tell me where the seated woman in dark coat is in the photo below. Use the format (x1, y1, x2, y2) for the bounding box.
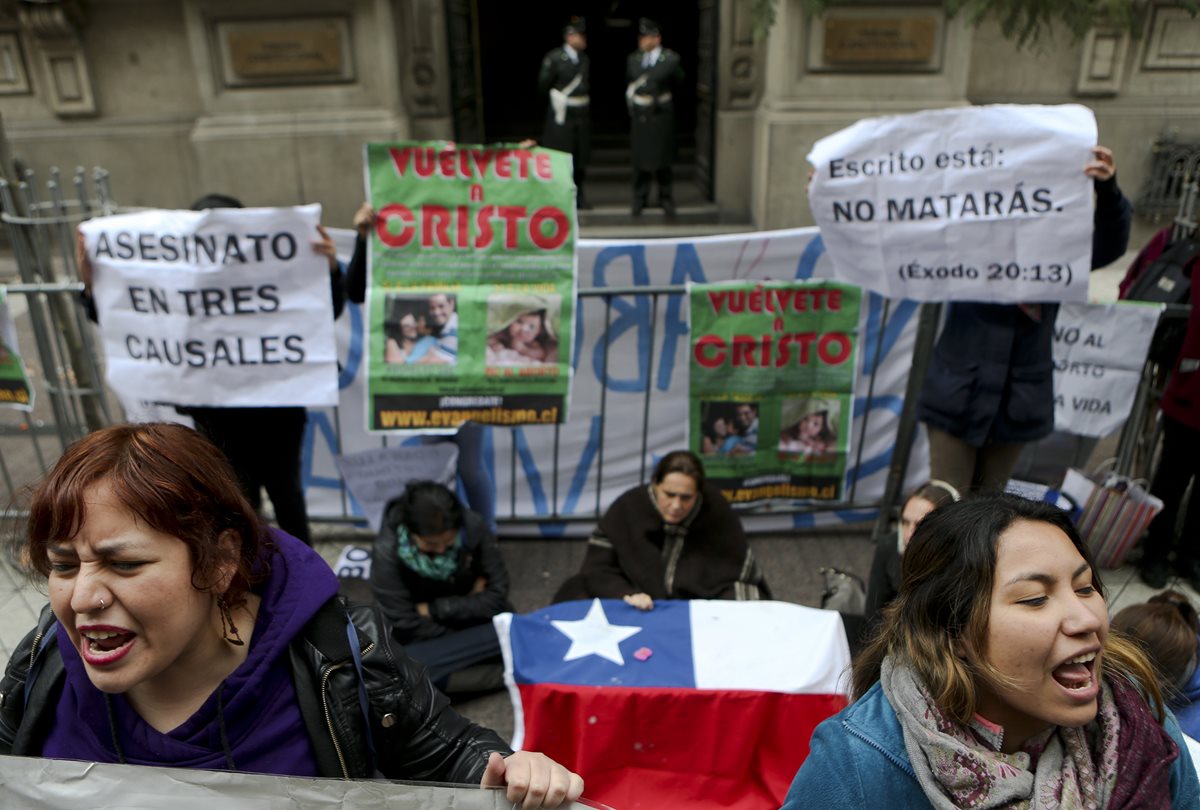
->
(371, 481, 512, 693)
(554, 450, 771, 609)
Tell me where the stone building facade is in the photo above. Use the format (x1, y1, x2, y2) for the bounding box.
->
(1, 0, 1197, 241)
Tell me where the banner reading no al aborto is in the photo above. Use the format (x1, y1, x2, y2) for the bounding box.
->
(80, 205, 338, 407)
(689, 281, 861, 505)
(365, 141, 576, 432)
(807, 104, 1097, 303)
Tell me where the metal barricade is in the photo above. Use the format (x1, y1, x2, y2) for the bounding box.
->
(0, 169, 926, 532)
(1138, 138, 1200, 223)
(0, 167, 118, 512)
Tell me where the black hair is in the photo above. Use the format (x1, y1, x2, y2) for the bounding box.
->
(396, 480, 465, 536)
(191, 193, 244, 211)
(652, 450, 706, 490)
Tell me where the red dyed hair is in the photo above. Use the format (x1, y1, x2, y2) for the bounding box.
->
(24, 423, 268, 607)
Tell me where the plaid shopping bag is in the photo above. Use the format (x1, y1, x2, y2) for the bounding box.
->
(1064, 467, 1163, 569)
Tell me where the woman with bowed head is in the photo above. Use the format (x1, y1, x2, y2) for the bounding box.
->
(0, 423, 583, 808)
(371, 480, 511, 694)
(553, 450, 770, 609)
(783, 493, 1199, 808)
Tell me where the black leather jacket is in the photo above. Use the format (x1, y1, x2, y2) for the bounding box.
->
(0, 599, 512, 782)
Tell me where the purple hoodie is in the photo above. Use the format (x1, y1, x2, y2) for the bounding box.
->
(43, 529, 340, 774)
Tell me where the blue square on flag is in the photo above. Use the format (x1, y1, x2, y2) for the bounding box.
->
(508, 598, 694, 688)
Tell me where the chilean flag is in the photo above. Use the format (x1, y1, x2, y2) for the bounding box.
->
(494, 599, 851, 810)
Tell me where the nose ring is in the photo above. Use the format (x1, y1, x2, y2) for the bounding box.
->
(98, 597, 106, 610)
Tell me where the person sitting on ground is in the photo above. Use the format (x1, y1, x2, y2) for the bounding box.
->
(1113, 589, 1200, 740)
(782, 493, 1199, 808)
(862, 479, 961, 635)
(553, 450, 771, 610)
(370, 481, 512, 694)
(0, 423, 582, 807)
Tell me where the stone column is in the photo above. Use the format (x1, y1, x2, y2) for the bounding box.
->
(713, 0, 766, 221)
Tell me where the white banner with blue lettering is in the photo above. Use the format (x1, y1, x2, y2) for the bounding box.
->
(294, 227, 929, 537)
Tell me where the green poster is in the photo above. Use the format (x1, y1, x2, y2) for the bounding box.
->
(365, 141, 576, 431)
(0, 289, 34, 410)
(688, 281, 861, 504)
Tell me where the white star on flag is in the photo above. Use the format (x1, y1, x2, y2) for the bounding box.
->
(551, 598, 643, 665)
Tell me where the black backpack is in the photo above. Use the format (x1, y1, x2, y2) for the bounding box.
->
(1126, 236, 1200, 366)
(1126, 236, 1199, 304)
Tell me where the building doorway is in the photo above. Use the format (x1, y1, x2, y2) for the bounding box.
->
(445, 0, 713, 202)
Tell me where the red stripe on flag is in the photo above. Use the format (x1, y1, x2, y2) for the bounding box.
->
(516, 682, 847, 810)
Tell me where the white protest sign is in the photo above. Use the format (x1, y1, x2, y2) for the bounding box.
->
(1052, 301, 1162, 437)
(807, 104, 1096, 303)
(334, 544, 374, 579)
(80, 205, 338, 407)
(335, 442, 459, 531)
(0, 755, 606, 809)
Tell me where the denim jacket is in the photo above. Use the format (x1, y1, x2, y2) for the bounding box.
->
(781, 681, 1200, 809)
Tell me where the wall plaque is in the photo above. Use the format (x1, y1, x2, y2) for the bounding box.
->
(216, 17, 354, 87)
(824, 17, 937, 64)
(807, 7, 944, 73)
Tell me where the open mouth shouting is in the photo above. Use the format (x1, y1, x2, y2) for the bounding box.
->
(78, 625, 137, 666)
(1051, 649, 1099, 700)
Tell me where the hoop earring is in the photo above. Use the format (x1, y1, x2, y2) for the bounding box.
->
(217, 596, 244, 646)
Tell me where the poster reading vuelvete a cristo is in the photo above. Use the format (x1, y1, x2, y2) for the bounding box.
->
(364, 141, 576, 432)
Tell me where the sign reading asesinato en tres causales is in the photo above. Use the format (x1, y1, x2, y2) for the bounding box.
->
(364, 141, 576, 432)
(80, 205, 339, 408)
(807, 104, 1096, 303)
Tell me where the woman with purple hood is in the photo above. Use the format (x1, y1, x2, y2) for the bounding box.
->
(0, 423, 582, 807)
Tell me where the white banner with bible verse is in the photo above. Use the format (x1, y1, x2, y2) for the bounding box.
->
(80, 205, 338, 407)
(807, 104, 1097, 303)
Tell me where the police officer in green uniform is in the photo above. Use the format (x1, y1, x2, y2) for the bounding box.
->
(626, 18, 684, 217)
(539, 16, 591, 209)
